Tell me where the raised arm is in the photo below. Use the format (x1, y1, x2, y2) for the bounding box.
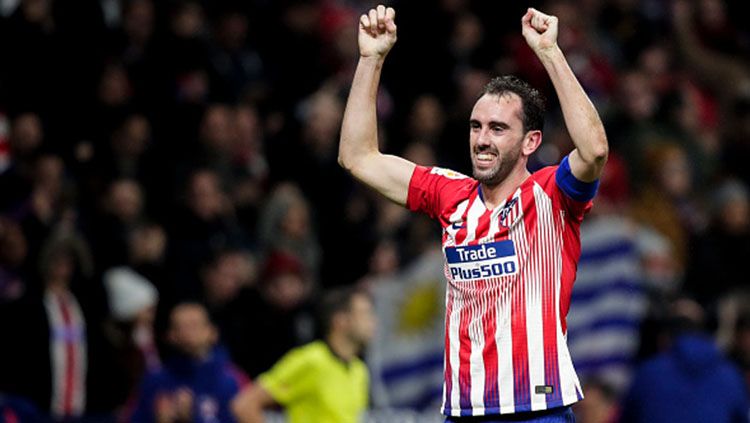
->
(338, 5, 416, 206)
(522, 8, 608, 182)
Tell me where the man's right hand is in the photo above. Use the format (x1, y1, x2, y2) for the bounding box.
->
(358, 5, 397, 59)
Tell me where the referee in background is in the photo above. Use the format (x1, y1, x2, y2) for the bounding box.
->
(232, 287, 376, 423)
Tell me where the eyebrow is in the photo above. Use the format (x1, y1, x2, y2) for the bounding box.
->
(469, 119, 510, 129)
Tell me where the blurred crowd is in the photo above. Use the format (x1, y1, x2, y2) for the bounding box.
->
(0, 0, 749, 421)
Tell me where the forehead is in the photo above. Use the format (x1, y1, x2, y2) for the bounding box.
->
(470, 93, 524, 125)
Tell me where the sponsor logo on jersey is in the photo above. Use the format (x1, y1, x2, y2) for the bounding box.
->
(430, 167, 468, 180)
(444, 240, 519, 281)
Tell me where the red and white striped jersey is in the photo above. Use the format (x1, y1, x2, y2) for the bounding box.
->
(406, 162, 593, 417)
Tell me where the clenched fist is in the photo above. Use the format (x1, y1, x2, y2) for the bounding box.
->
(521, 8, 559, 55)
(359, 5, 397, 59)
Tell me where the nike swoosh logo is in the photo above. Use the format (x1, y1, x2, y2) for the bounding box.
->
(451, 223, 465, 230)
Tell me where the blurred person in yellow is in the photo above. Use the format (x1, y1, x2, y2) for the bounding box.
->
(232, 286, 376, 423)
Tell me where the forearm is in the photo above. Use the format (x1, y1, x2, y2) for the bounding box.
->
(538, 46, 608, 167)
(237, 406, 265, 423)
(338, 56, 385, 171)
(231, 389, 268, 423)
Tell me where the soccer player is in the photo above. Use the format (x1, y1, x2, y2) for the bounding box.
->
(231, 287, 376, 423)
(338, 5, 608, 423)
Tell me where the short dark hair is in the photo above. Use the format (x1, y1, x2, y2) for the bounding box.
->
(480, 75, 546, 133)
(317, 286, 370, 337)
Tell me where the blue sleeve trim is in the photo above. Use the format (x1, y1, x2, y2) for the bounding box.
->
(555, 155, 599, 202)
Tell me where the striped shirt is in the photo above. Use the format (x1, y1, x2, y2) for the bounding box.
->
(406, 157, 595, 417)
(44, 290, 87, 419)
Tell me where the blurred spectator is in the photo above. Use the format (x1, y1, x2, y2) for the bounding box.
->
(208, 10, 265, 102)
(163, 1, 210, 93)
(621, 299, 749, 423)
(91, 62, 134, 142)
(89, 178, 146, 271)
(0, 233, 117, 420)
(231, 103, 269, 236)
(200, 249, 256, 315)
(606, 69, 664, 185)
(168, 168, 243, 301)
(630, 142, 705, 270)
(128, 302, 246, 423)
(685, 179, 750, 307)
(259, 0, 326, 108)
(196, 104, 236, 178)
(406, 95, 446, 147)
(268, 87, 356, 285)
(0, 216, 28, 301)
(2, 0, 59, 112)
(126, 222, 168, 293)
(257, 184, 320, 281)
(104, 114, 156, 183)
(0, 112, 44, 211)
(360, 237, 400, 286)
(232, 286, 375, 423)
(102, 265, 160, 415)
(17, 154, 72, 267)
(221, 250, 314, 379)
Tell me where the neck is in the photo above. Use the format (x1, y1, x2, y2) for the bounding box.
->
(480, 164, 530, 209)
(326, 332, 358, 362)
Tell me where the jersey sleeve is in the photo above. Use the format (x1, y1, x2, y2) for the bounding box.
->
(257, 347, 318, 405)
(406, 166, 472, 220)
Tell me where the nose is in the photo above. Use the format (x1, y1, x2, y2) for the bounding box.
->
(476, 128, 492, 148)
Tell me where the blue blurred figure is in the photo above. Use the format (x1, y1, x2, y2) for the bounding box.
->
(620, 299, 749, 423)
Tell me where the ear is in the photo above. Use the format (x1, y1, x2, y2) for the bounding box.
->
(522, 130, 542, 156)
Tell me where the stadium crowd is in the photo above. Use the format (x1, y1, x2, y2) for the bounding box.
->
(0, 0, 749, 421)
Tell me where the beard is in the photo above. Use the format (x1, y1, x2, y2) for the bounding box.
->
(471, 144, 522, 186)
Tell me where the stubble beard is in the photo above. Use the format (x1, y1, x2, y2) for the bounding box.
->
(472, 145, 522, 187)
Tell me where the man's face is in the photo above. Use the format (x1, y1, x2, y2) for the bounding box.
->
(469, 93, 526, 186)
(168, 304, 217, 359)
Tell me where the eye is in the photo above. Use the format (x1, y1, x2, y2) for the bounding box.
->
(469, 121, 480, 130)
(491, 124, 504, 133)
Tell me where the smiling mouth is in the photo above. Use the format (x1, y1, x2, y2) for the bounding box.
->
(474, 151, 497, 166)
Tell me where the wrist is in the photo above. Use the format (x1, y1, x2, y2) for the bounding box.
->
(535, 44, 564, 65)
(359, 54, 387, 65)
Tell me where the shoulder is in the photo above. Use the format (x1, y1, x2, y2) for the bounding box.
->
(279, 341, 328, 367)
(424, 166, 471, 181)
(297, 340, 329, 358)
(412, 166, 474, 186)
(529, 165, 558, 187)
